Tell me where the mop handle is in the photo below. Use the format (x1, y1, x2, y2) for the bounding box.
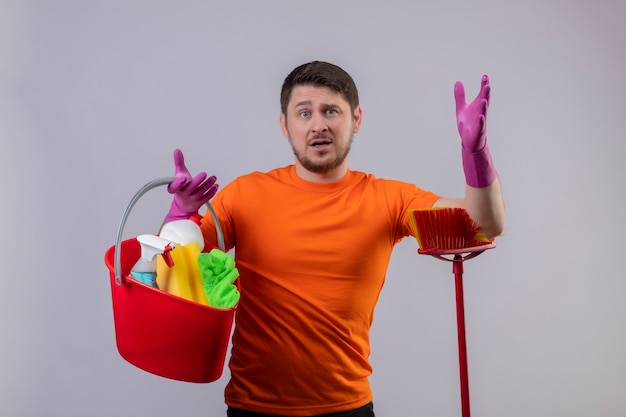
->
(425, 247, 494, 417)
(113, 177, 224, 285)
(453, 255, 471, 417)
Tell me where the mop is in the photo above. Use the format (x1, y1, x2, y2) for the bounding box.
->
(408, 207, 496, 417)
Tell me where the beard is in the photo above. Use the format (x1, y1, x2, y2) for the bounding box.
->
(289, 134, 354, 174)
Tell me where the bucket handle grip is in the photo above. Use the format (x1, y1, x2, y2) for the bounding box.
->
(113, 176, 225, 286)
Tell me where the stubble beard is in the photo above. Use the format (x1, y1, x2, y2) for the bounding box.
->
(289, 134, 354, 174)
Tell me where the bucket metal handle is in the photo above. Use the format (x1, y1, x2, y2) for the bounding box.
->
(113, 176, 225, 286)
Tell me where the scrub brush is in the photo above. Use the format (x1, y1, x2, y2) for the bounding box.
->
(407, 207, 496, 417)
(408, 207, 493, 256)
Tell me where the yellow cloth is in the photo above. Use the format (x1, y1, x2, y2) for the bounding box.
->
(156, 242, 209, 305)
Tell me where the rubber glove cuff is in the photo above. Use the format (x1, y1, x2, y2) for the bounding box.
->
(166, 198, 199, 222)
(462, 142, 497, 188)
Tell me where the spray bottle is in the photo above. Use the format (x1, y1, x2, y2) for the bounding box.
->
(130, 234, 176, 288)
(158, 214, 205, 251)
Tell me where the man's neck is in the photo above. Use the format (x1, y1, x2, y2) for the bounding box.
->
(294, 163, 348, 183)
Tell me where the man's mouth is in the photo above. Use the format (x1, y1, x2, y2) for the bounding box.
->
(308, 137, 333, 147)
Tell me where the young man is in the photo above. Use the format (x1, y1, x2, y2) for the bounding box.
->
(165, 61, 505, 417)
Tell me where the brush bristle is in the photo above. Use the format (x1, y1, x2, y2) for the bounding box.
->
(407, 208, 491, 251)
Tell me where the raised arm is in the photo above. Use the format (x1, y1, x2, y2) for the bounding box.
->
(433, 75, 505, 239)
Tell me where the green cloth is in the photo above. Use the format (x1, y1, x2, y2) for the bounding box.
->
(197, 249, 240, 309)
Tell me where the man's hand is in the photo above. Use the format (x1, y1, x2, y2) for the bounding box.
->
(454, 75, 496, 188)
(166, 149, 218, 222)
(454, 75, 490, 152)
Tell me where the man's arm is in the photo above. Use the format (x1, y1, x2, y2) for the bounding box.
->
(433, 75, 505, 239)
(434, 180, 505, 239)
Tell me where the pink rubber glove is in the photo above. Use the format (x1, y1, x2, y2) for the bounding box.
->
(166, 149, 219, 222)
(454, 75, 497, 188)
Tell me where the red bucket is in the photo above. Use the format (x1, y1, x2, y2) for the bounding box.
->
(104, 177, 236, 383)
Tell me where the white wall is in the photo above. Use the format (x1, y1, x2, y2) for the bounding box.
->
(1, 1, 625, 416)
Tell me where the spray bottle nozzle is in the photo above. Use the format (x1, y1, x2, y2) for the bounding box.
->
(135, 235, 177, 265)
(131, 235, 178, 287)
(162, 243, 175, 267)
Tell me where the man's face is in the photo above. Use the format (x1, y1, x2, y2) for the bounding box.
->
(280, 85, 362, 178)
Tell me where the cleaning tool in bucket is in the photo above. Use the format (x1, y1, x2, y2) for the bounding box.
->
(198, 249, 240, 309)
(130, 234, 176, 288)
(408, 207, 496, 417)
(156, 241, 208, 305)
(156, 217, 209, 305)
(160, 216, 205, 249)
(104, 177, 237, 383)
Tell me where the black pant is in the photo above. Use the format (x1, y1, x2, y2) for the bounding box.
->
(227, 401, 375, 417)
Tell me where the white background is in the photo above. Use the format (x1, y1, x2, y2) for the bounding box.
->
(1, 1, 625, 416)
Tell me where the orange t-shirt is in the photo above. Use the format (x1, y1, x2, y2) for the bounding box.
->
(200, 165, 440, 416)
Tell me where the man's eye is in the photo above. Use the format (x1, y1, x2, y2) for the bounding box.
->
(299, 111, 310, 117)
(326, 109, 338, 115)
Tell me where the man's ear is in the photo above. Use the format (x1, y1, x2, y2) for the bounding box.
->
(353, 105, 363, 133)
(279, 112, 289, 138)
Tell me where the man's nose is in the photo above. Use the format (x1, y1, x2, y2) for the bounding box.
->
(311, 112, 328, 133)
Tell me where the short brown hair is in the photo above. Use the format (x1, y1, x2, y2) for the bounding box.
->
(280, 61, 359, 114)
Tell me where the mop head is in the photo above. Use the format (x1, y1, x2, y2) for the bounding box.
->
(197, 249, 240, 309)
(407, 207, 492, 253)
